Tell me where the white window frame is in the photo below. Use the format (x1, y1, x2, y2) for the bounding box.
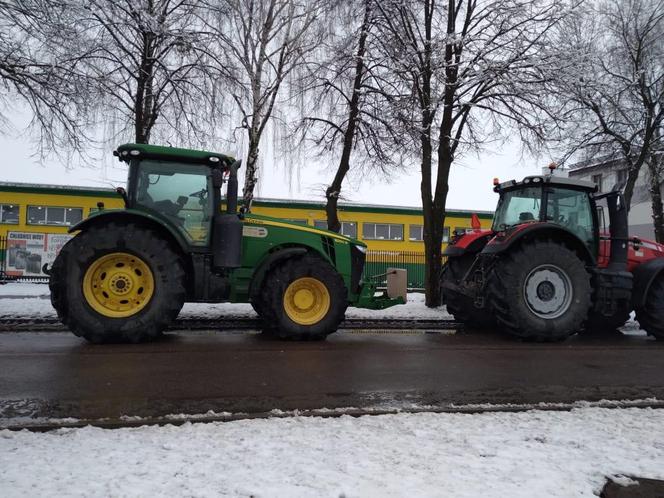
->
(0, 204, 19, 224)
(314, 220, 357, 238)
(591, 173, 603, 192)
(409, 224, 451, 242)
(362, 223, 404, 241)
(27, 205, 84, 227)
(409, 224, 424, 241)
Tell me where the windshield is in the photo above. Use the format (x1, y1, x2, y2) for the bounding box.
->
(492, 186, 542, 231)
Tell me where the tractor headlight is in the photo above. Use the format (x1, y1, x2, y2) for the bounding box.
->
(354, 245, 367, 254)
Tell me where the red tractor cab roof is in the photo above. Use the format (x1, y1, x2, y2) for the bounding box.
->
(494, 175, 598, 194)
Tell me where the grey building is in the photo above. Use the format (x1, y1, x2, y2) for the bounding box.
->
(568, 155, 664, 240)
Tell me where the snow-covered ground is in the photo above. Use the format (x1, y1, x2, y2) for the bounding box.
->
(2, 407, 664, 497)
(0, 282, 451, 321)
(1, 282, 648, 336)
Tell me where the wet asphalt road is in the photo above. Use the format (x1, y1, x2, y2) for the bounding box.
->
(1, 329, 664, 424)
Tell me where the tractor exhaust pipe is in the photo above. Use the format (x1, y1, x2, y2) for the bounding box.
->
(606, 191, 628, 271)
(212, 160, 243, 270)
(226, 160, 240, 214)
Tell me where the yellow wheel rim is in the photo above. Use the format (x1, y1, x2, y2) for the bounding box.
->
(82, 252, 155, 318)
(283, 277, 331, 326)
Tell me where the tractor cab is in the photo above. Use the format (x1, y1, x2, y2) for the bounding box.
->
(490, 175, 599, 257)
(114, 143, 244, 270)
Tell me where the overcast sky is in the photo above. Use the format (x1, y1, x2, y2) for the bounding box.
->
(0, 115, 543, 212)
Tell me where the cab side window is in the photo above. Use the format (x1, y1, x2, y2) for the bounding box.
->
(546, 188, 595, 252)
(136, 161, 212, 245)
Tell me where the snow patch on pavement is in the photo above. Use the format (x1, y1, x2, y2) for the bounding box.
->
(0, 282, 451, 321)
(2, 407, 664, 497)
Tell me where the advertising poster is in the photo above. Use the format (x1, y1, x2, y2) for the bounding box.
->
(4, 232, 73, 277)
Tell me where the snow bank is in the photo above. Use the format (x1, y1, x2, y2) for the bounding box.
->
(0, 282, 450, 321)
(2, 407, 663, 497)
(0, 282, 49, 297)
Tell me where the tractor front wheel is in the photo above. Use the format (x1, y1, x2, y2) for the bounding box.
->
(260, 253, 347, 340)
(635, 275, 664, 339)
(50, 222, 186, 343)
(488, 240, 592, 341)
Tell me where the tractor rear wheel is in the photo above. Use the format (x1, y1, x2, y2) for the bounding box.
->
(635, 275, 664, 339)
(441, 255, 493, 328)
(260, 253, 347, 340)
(50, 222, 186, 343)
(488, 240, 592, 341)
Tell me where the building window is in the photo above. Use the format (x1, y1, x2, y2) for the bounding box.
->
(341, 221, 357, 239)
(455, 226, 472, 235)
(616, 169, 628, 185)
(362, 223, 403, 240)
(409, 224, 452, 242)
(409, 224, 423, 241)
(27, 206, 83, 226)
(591, 174, 603, 192)
(314, 220, 358, 238)
(0, 204, 19, 224)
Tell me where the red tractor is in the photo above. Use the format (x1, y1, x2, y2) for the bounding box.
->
(441, 172, 664, 341)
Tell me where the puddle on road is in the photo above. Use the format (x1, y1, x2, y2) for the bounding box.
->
(342, 329, 456, 335)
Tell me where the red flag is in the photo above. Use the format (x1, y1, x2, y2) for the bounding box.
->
(471, 213, 481, 231)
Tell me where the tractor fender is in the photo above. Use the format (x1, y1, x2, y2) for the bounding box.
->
(248, 246, 309, 302)
(481, 223, 596, 265)
(631, 258, 664, 308)
(68, 209, 189, 255)
(443, 232, 493, 257)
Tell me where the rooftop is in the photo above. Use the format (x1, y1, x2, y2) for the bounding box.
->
(0, 181, 494, 218)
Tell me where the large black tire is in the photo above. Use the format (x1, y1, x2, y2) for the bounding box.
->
(250, 298, 265, 318)
(259, 253, 347, 340)
(635, 274, 664, 339)
(441, 255, 494, 328)
(488, 240, 592, 341)
(50, 222, 186, 343)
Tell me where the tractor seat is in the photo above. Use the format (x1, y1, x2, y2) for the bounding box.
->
(519, 211, 535, 221)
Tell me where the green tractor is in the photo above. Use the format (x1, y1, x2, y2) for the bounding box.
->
(49, 144, 404, 343)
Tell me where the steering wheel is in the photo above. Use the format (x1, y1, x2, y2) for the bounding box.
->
(189, 188, 208, 199)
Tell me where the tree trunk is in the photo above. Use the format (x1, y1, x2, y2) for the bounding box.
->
(418, 0, 439, 307)
(324, 1, 370, 233)
(647, 155, 664, 243)
(421, 133, 442, 307)
(134, 31, 155, 144)
(242, 129, 260, 210)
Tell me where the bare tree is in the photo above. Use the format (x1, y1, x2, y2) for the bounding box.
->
(0, 1, 88, 154)
(374, 0, 571, 306)
(549, 0, 664, 241)
(296, 0, 403, 232)
(66, 0, 225, 145)
(208, 0, 323, 209)
(646, 127, 664, 242)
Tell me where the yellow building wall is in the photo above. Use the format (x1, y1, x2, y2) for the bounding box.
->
(1, 186, 492, 253)
(0, 190, 123, 239)
(251, 204, 492, 251)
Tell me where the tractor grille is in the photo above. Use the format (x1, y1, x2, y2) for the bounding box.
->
(350, 245, 366, 294)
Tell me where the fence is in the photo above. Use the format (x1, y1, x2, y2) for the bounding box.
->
(364, 250, 429, 290)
